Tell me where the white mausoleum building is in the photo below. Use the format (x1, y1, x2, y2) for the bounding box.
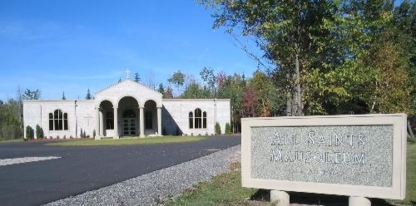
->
(23, 78, 231, 139)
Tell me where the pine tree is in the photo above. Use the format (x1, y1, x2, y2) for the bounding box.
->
(158, 83, 165, 94)
(134, 73, 141, 83)
(85, 89, 92, 100)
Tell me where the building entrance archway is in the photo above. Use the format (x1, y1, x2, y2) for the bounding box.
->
(118, 96, 140, 137)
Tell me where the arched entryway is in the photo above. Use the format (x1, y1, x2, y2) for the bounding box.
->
(144, 100, 157, 136)
(99, 100, 114, 137)
(118, 96, 139, 137)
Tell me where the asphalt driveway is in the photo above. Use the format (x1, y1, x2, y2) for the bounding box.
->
(0, 136, 240, 206)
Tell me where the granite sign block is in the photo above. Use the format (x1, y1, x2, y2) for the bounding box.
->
(241, 114, 407, 200)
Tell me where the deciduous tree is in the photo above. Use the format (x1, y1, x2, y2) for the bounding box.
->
(168, 70, 185, 97)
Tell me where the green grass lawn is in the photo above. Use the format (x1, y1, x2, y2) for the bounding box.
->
(0, 137, 22, 143)
(390, 142, 416, 205)
(46, 136, 206, 146)
(165, 162, 258, 206)
(168, 143, 416, 206)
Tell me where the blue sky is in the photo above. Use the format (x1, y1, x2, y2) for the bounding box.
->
(0, 0, 262, 101)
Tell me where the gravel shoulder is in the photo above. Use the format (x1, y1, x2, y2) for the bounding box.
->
(45, 145, 241, 206)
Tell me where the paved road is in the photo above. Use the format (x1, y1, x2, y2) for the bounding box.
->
(0, 136, 240, 206)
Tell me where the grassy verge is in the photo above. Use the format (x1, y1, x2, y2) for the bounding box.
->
(46, 136, 206, 146)
(168, 143, 416, 206)
(0, 137, 22, 143)
(166, 162, 258, 206)
(390, 142, 416, 205)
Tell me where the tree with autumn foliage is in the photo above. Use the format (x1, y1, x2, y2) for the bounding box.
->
(242, 86, 257, 117)
(164, 86, 174, 99)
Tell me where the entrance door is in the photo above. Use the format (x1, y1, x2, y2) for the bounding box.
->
(122, 109, 137, 136)
(123, 118, 136, 135)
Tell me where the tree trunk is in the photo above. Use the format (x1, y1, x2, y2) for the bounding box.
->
(286, 73, 292, 116)
(292, 54, 303, 116)
(408, 120, 415, 139)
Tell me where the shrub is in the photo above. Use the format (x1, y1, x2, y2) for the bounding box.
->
(35, 125, 44, 139)
(225, 122, 231, 134)
(93, 129, 96, 138)
(26, 125, 34, 139)
(215, 122, 221, 135)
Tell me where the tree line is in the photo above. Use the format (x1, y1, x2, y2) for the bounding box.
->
(0, 88, 94, 140)
(198, 0, 416, 117)
(0, 88, 41, 140)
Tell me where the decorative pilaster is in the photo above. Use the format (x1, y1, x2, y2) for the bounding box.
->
(157, 107, 162, 136)
(139, 107, 145, 137)
(113, 106, 119, 139)
(95, 107, 101, 140)
(99, 109, 103, 137)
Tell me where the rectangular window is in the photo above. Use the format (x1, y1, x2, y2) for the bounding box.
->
(49, 120, 53, 130)
(189, 112, 193, 129)
(64, 113, 68, 130)
(203, 112, 207, 129)
(55, 119, 62, 130)
(195, 117, 201, 129)
(49, 113, 53, 130)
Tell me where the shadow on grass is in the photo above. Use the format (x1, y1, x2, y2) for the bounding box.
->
(250, 189, 394, 206)
(249, 189, 270, 202)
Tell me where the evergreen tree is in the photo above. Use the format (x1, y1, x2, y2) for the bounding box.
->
(22, 89, 41, 100)
(157, 83, 165, 94)
(36, 125, 44, 139)
(85, 89, 92, 100)
(25, 125, 34, 139)
(134, 73, 141, 83)
(62, 92, 66, 100)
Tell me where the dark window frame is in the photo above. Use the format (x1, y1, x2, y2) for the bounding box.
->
(49, 109, 68, 131)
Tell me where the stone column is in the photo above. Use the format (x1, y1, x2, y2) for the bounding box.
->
(113, 107, 119, 139)
(139, 107, 145, 137)
(95, 107, 101, 140)
(157, 107, 162, 136)
(99, 109, 103, 137)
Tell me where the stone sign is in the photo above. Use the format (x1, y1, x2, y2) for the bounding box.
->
(241, 114, 407, 200)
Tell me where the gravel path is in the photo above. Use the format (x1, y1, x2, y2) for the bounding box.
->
(45, 145, 241, 206)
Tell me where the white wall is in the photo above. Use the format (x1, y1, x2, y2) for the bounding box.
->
(23, 100, 95, 139)
(162, 99, 231, 136)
